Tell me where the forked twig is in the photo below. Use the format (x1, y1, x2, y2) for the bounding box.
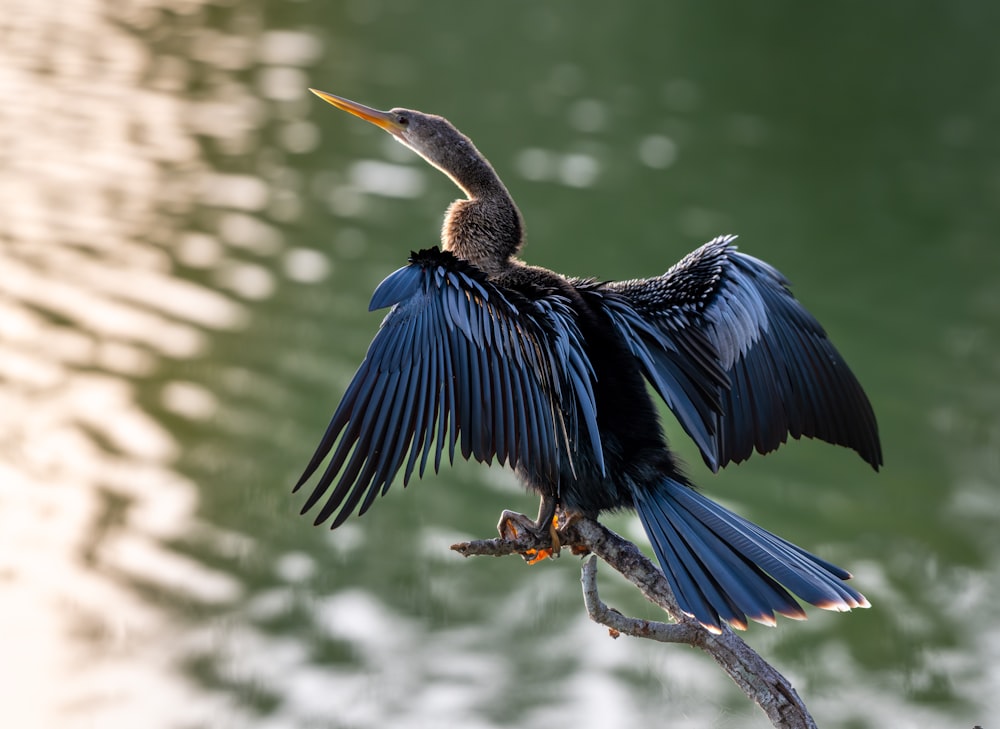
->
(452, 515, 818, 729)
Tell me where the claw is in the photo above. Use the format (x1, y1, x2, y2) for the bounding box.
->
(497, 509, 531, 541)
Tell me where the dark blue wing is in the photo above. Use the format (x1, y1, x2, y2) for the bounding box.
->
(599, 235, 882, 472)
(295, 247, 603, 528)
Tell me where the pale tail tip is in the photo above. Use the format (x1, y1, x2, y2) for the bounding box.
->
(691, 595, 869, 633)
(775, 606, 808, 622)
(815, 594, 871, 612)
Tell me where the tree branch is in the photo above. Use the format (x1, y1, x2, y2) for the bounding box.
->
(452, 515, 818, 729)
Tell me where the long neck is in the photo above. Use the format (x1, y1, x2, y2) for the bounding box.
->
(436, 145, 524, 276)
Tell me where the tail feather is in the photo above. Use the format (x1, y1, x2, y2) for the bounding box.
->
(668, 484, 865, 609)
(636, 500, 748, 629)
(632, 478, 868, 633)
(661, 493, 806, 622)
(635, 487, 804, 630)
(707, 502, 869, 611)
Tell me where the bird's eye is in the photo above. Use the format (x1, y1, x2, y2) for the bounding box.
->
(397, 114, 409, 126)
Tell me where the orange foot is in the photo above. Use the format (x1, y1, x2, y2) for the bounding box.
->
(497, 510, 560, 564)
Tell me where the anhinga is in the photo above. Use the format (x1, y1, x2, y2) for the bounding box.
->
(296, 88, 882, 633)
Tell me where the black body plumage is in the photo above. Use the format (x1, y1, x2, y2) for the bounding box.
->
(298, 91, 882, 632)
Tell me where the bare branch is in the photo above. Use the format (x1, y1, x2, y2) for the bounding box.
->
(452, 515, 819, 729)
(580, 555, 700, 643)
(450, 532, 542, 558)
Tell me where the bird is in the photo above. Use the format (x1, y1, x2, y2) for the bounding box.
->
(296, 88, 882, 633)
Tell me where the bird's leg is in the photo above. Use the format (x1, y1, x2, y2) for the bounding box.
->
(497, 493, 561, 564)
(558, 510, 592, 557)
(537, 492, 561, 555)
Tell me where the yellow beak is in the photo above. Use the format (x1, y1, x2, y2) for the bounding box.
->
(309, 89, 405, 136)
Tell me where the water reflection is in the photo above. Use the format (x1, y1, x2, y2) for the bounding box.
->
(0, 0, 303, 725)
(3, 1, 999, 728)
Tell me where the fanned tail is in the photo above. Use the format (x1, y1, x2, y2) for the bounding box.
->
(631, 477, 869, 633)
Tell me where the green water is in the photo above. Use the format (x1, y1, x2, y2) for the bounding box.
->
(3, 3, 998, 727)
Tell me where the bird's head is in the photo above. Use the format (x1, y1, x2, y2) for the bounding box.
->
(310, 89, 479, 188)
(310, 88, 522, 264)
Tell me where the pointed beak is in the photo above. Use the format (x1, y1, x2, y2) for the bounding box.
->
(309, 89, 405, 138)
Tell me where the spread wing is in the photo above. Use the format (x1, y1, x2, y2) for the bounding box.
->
(295, 247, 603, 528)
(594, 235, 882, 472)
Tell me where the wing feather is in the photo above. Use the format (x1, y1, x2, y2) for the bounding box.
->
(599, 235, 881, 471)
(296, 247, 603, 527)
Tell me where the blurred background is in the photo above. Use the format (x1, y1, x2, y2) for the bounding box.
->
(2, 2, 998, 727)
